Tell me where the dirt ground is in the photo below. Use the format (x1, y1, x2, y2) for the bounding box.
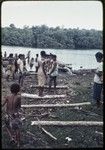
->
(2, 70, 103, 148)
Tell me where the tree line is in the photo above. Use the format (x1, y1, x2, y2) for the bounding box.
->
(2, 24, 102, 49)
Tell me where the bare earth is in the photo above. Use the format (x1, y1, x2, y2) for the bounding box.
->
(2, 70, 103, 148)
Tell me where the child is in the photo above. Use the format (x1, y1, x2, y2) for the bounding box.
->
(37, 51, 47, 96)
(48, 55, 58, 93)
(17, 54, 24, 86)
(5, 54, 14, 81)
(93, 52, 103, 107)
(27, 51, 31, 64)
(30, 57, 34, 70)
(13, 54, 18, 80)
(2, 83, 22, 147)
(35, 54, 39, 72)
(5, 63, 12, 81)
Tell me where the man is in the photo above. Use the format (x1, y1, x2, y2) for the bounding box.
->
(35, 54, 39, 72)
(48, 55, 58, 93)
(93, 52, 103, 107)
(17, 54, 24, 86)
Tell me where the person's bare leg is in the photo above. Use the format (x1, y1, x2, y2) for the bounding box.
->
(6, 127, 16, 142)
(6, 75, 10, 81)
(15, 129, 20, 147)
(39, 87, 44, 96)
(48, 77, 53, 93)
(54, 77, 57, 94)
(96, 100, 101, 108)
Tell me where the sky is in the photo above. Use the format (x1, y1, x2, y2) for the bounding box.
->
(1, 1, 103, 30)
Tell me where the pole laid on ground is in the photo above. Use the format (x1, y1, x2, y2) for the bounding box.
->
(22, 102, 91, 108)
(31, 121, 103, 126)
(30, 85, 68, 89)
(21, 93, 66, 99)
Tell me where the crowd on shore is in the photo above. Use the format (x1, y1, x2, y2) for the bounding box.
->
(2, 50, 59, 96)
(2, 50, 103, 148)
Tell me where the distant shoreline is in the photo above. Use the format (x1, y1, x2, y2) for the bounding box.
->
(1, 45, 102, 51)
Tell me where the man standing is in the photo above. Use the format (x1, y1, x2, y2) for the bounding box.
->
(17, 54, 24, 86)
(93, 52, 103, 107)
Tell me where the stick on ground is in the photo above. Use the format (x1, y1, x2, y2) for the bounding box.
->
(22, 102, 91, 108)
(41, 127, 57, 140)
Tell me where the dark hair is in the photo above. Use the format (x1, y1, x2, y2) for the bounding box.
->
(36, 54, 39, 57)
(18, 54, 23, 59)
(95, 52, 103, 61)
(40, 51, 46, 57)
(9, 53, 13, 58)
(52, 55, 57, 60)
(31, 57, 34, 60)
(10, 83, 20, 94)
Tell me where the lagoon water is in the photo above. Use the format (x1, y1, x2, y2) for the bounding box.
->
(2, 45, 102, 70)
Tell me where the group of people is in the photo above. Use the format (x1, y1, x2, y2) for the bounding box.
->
(37, 51, 58, 96)
(3, 50, 59, 95)
(2, 50, 59, 147)
(3, 51, 40, 86)
(2, 51, 103, 148)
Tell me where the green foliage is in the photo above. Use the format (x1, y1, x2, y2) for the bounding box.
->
(2, 24, 102, 49)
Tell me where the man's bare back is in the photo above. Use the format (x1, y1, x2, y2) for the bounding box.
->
(2, 83, 21, 147)
(5, 94, 21, 115)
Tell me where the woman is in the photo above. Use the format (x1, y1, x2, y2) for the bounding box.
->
(37, 51, 46, 96)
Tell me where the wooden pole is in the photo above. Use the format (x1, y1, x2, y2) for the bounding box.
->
(31, 121, 103, 126)
(21, 93, 66, 99)
(30, 85, 68, 89)
(22, 102, 91, 108)
(95, 131, 103, 135)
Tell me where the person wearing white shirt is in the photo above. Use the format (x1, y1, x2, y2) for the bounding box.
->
(17, 54, 24, 86)
(93, 52, 103, 107)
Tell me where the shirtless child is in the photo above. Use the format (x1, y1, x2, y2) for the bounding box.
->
(2, 83, 22, 147)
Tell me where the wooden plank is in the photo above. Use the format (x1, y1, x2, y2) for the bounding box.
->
(95, 131, 103, 135)
(30, 85, 68, 89)
(31, 121, 103, 126)
(21, 93, 66, 99)
(21, 102, 91, 108)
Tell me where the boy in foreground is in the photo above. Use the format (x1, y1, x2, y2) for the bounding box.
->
(2, 83, 22, 148)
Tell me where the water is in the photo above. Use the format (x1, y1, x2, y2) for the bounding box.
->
(1, 45, 103, 70)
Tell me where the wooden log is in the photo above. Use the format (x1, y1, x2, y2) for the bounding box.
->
(31, 121, 103, 126)
(95, 131, 103, 135)
(41, 127, 57, 140)
(21, 93, 66, 99)
(30, 85, 68, 89)
(22, 102, 91, 108)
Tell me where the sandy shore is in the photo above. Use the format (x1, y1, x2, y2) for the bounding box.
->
(2, 70, 103, 148)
